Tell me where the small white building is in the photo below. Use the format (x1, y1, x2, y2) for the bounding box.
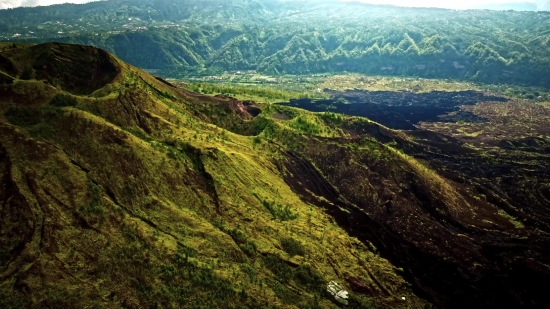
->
(327, 281, 349, 305)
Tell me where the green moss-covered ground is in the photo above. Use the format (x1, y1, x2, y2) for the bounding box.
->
(2, 42, 549, 309)
(0, 43, 424, 309)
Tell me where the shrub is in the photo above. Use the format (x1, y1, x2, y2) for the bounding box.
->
(261, 254, 294, 282)
(253, 135, 262, 146)
(262, 200, 298, 221)
(229, 228, 248, 244)
(20, 67, 33, 80)
(122, 127, 152, 142)
(4, 107, 41, 126)
(265, 278, 299, 305)
(160, 246, 242, 306)
(240, 264, 257, 282)
(0, 288, 32, 309)
(239, 240, 258, 257)
(294, 263, 324, 291)
(347, 295, 379, 309)
(79, 180, 103, 215)
(0, 73, 14, 85)
(281, 237, 306, 256)
(49, 93, 78, 107)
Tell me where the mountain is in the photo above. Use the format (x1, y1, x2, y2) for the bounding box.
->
(1, 42, 550, 308)
(2, 0, 550, 87)
(472, 2, 537, 11)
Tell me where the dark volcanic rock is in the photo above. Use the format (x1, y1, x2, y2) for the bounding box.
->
(282, 90, 508, 130)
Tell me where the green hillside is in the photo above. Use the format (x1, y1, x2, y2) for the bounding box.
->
(2, 0, 550, 87)
(0, 42, 421, 309)
(1, 42, 550, 308)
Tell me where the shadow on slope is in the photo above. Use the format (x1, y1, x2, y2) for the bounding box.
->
(0, 42, 119, 95)
(274, 119, 550, 308)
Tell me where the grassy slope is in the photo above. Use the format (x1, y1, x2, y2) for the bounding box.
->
(2, 42, 549, 309)
(0, 43, 426, 308)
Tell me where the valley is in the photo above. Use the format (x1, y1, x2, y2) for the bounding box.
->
(1, 1, 550, 308)
(3, 0, 550, 87)
(1, 42, 549, 308)
(282, 90, 506, 130)
(178, 71, 550, 307)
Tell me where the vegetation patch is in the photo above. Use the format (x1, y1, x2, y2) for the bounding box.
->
(261, 199, 298, 221)
(265, 278, 300, 305)
(280, 237, 306, 257)
(48, 93, 78, 107)
(261, 254, 295, 282)
(294, 263, 325, 292)
(0, 288, 32, 309)
(159, 247, 247, 307)
(4, 107, 42, 127)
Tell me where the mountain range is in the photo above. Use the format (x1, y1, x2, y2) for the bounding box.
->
(1, 0, 550, 87)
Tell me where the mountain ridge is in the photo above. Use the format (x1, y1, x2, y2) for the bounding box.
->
(0, 41, 423, 308)
(1, 42, 550, 308)
(2, 0, 550, 87)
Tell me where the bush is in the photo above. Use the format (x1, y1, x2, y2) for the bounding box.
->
(122, 127, 152, 142)
(252, 135, 262, 146)
(347, 294, 379, 309)
(49, 93, 78, 107)
(79, 180, 103, 215)
(228, 228, 248, 244)
(239, 240, 258, 257)
(262, 200, 298, 221)
(20, 67, 33, 80)
(159, 246, 242, 306)
(290, 116, 321, 135)
(4, 107, 41, 126)
(0, 73, 14, 85)
(281, 237, 306, 256)
(240, 264, 257, 282)
(294, 263, 324, 291)
(265, 278, 299, 305)
(0, 288, 32, 309)
(261, 254, 294, 282)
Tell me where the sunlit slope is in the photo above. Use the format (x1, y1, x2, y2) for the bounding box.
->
(1, 42, 549, 308)
(0, 42, 425, 308)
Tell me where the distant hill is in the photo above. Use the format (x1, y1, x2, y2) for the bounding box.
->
(472, 2, 537, 11)
(1, 0, 550, 87)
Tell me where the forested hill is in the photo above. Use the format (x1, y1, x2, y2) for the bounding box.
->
(2, 0, 550, 87)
